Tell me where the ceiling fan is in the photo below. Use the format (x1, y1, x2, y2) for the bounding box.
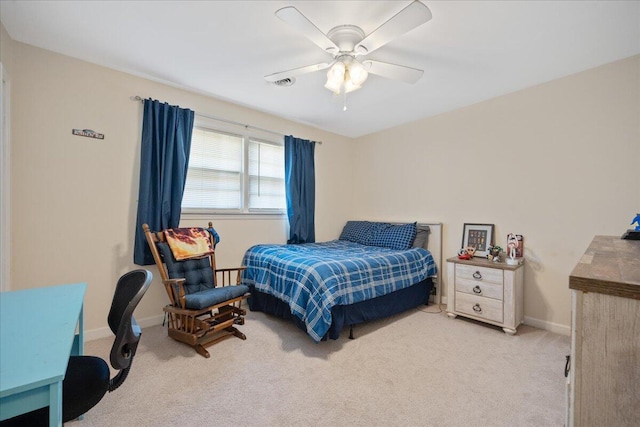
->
(265, 0, 432, 100)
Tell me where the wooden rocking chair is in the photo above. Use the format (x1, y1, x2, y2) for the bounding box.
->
(143, 222, 249, 358)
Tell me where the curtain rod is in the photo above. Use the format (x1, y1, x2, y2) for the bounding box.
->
(133, 96, 322, 144)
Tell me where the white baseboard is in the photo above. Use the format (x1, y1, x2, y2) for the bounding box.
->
(86, 300, 253, 342)
(523, 316, 570, 336)
(84, 314, 165, 342)
(84, 310, 570, 341)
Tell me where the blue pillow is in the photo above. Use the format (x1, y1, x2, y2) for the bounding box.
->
(369, 222, 417, 251)
(338, 221, 371, 245)
(339, 221, 385, 245)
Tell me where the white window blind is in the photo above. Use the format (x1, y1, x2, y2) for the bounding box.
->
(183, 128, 243, 210)
(182, 126, 285, 214)
(248, 139, 285, 211)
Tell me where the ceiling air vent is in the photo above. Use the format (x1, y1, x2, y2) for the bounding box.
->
(272, 77, 295, 87)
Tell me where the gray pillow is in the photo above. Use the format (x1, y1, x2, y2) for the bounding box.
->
(412, 226, 430, 248)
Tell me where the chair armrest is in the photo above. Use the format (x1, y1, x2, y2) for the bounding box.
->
(214, 266, 247, 286)
(163, 278, 186, 308)
(214, 266, 247, 273)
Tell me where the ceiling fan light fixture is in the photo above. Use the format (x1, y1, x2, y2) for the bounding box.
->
(327, 61, 345, 80)
(324, 58, 368, 95)
(343, 79, 361, 94)
(348, 61, 368, 86)
(324, 75, 342, 94)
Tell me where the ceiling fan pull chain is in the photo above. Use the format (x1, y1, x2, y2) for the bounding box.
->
(343, 92, 348, 111)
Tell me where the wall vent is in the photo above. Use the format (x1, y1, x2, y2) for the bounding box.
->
(272, 77, 295, 87)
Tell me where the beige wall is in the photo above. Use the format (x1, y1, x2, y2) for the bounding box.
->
(9, 41, 354, 335)
(352, 55, 640, 332)
(1, 21, 12, 293)
(0, 21, 12, 74)
(6, 27, 638, 336)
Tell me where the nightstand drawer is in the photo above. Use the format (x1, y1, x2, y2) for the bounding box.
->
(455, 264, 503, 285)
(455, 292, 504, 323)
(456, 279, 503, 301)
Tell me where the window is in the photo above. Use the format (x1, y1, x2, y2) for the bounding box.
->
(248, 139, 285, 210)
(182, 124, 285, 214)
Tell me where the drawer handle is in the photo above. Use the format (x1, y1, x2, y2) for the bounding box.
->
(472, 271, 483, 280)
(472, 303, 482, 313)
(472, 285, 482, 294)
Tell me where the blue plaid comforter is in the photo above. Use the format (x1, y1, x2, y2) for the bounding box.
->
(241, 240, 437, 342)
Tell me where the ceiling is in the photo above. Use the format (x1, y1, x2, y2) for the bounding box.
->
(1, 1, 639, 138)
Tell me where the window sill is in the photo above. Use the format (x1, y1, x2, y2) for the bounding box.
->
(181, 211, 287, 221)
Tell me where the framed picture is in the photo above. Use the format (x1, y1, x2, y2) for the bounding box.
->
(508, 234, 524, 258)
(462, 223, 495, 257)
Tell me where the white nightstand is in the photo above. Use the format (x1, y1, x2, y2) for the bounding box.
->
(446, 256, 524, 334)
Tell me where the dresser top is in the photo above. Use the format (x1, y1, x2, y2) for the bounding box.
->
(446, 256, 523, 271)
(569, 235, 640, 300)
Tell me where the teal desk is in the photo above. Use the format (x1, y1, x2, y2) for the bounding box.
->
(0, 283, 86, 426)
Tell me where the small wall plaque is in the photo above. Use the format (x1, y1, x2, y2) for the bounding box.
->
(72, 129, 104, 139)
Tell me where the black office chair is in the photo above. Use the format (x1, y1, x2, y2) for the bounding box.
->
(0, 269, 152, 426)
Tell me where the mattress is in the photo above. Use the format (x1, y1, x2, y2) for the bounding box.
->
(241, 240, 437, 341)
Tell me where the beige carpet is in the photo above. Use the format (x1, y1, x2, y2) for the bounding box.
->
(68, 306, 569, 427)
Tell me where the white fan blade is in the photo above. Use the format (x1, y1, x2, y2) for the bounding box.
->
(264, 62, 332, 83)
(275, 6, 339, 54)
(363, 60, 424, 84)
(355, 1, 432, 55)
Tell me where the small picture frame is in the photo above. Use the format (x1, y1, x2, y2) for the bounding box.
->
(462, 223, 495, 257)
(510, 234, 524, 258)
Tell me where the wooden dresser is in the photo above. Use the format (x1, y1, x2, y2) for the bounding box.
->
(567, 236, 640, 426)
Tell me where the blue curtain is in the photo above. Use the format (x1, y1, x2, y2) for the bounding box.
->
(134, 99, 195, 265)
(285, 135, 316, 244)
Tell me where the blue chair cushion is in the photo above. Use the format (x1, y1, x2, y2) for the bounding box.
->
(157, 242, 215, 294)
(184, 284, 250, 310)
(157, 241, 248, 310)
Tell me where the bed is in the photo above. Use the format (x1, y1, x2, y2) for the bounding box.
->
(241, 221, 441, 342)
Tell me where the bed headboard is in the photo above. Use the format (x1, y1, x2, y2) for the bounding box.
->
(417, 222, 443, 305)
(387, 221, 442, 304)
